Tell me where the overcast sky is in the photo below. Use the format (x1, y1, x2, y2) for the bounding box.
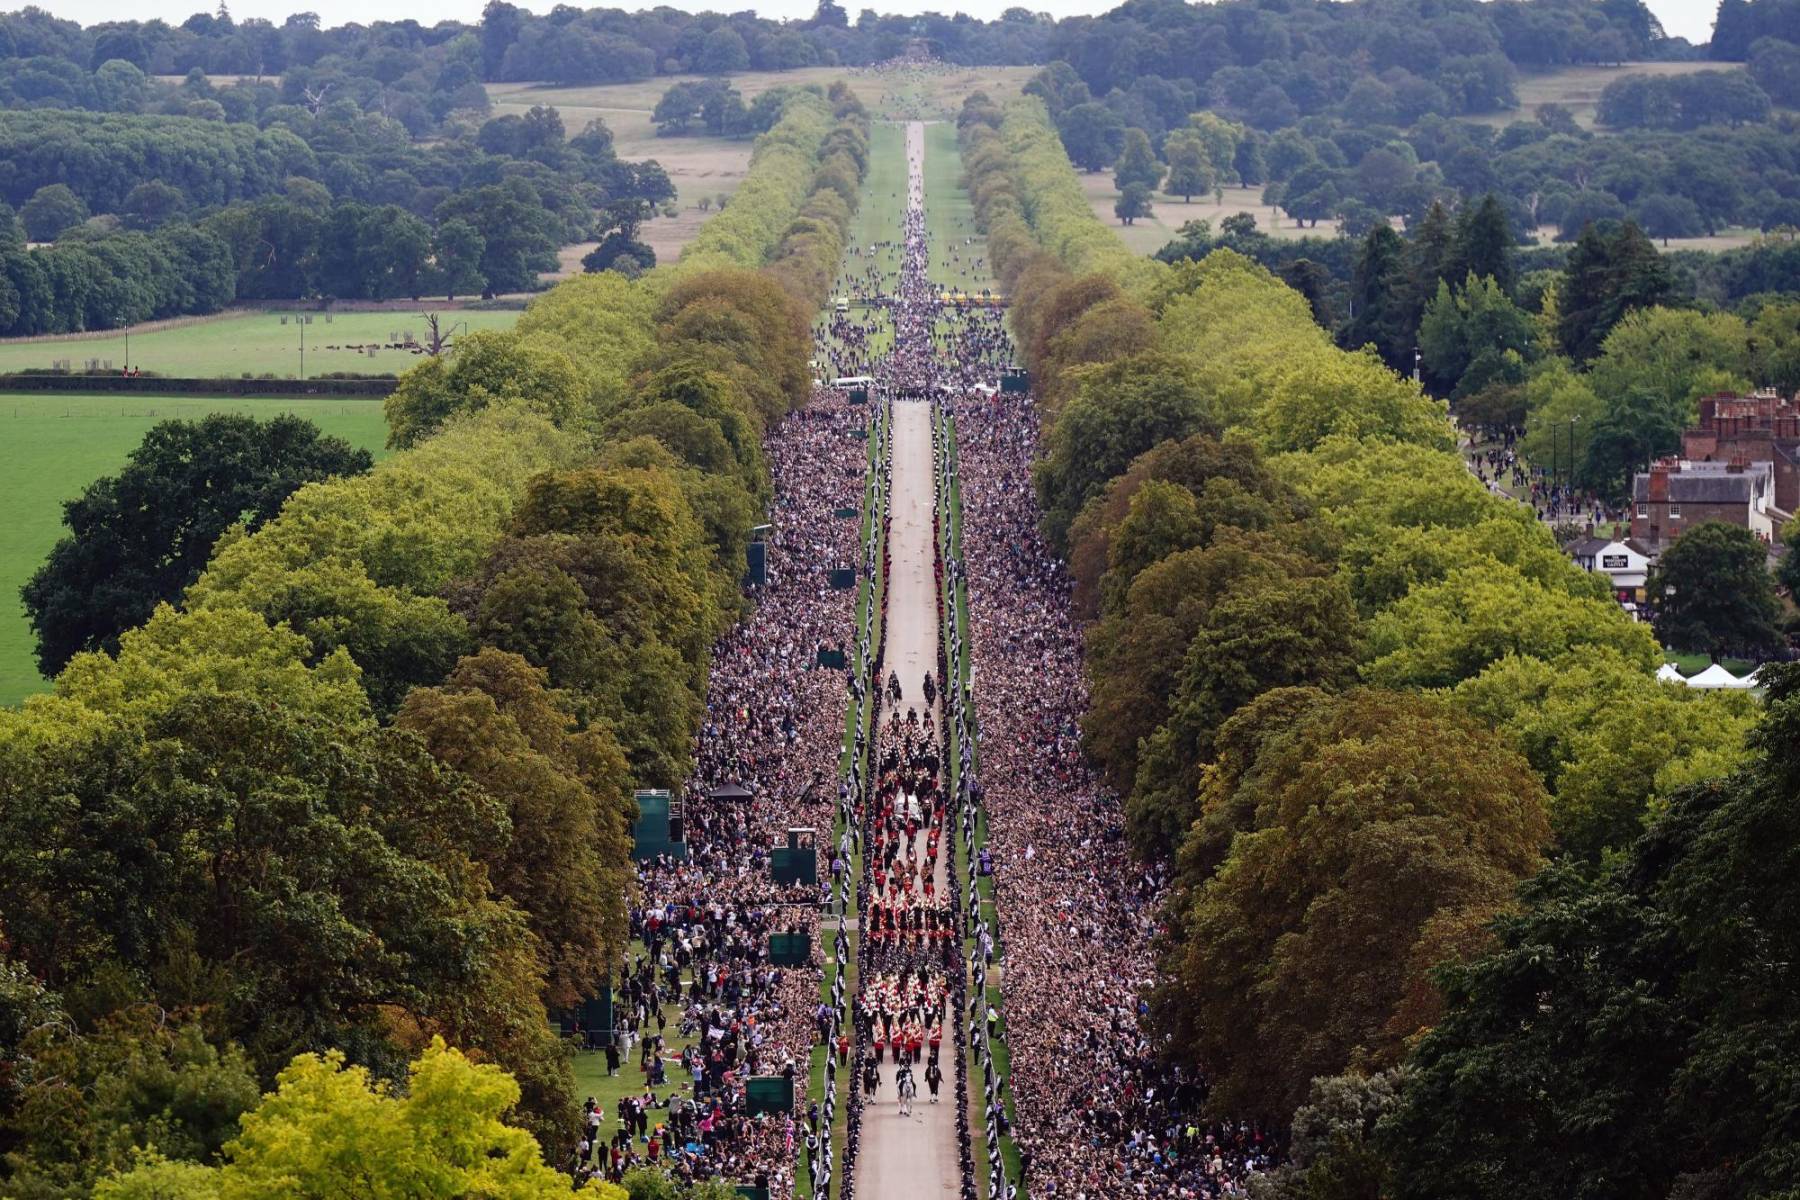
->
(33, 0, 1722, 51)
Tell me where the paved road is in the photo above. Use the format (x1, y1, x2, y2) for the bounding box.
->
(854, 396, 959, 1200)
(853, 119, 960, 1200)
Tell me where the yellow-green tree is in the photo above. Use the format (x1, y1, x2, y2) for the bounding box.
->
(94, 1040, 626, 1200)
(384, 330, 592, 450)
(1453, 649, 1757, 859)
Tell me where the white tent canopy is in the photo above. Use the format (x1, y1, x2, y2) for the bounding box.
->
(1684, 663, 1757, 689)
(1655, 662, 1685, 683)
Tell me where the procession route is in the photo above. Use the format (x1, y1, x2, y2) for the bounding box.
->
(852, 120, 961, 1200)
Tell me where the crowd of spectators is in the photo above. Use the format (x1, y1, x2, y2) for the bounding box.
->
(579, 326, 879, 1192)
(948, 309, 1281, 1200)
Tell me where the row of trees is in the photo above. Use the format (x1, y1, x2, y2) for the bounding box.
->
(1270, 664, 1800, 1199)
(1336, 187, 1800, 513)
(957, 96, 1769, 1185)
(0, 183, 552, 337)
(0, 84, 868, 1197)
(0, 0, 1708, 114)
(0, 100, 688, 331)
(1595, 66, 1773, 128)
(652, 78, 795, 139)
(0, 2, 1058, 96)
(0, 102, 672, 239)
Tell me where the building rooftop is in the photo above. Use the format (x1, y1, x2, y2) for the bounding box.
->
(1633, 459, 1771, 504)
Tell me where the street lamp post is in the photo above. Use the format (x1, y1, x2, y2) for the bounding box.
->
(1568, 415, 1579, 491)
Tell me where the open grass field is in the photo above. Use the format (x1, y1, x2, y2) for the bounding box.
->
(923, 120, 994, 292)
(489, 66, 1035, 259)
(0, 394, 390, 706)
(1467, 60, 1745, 129)
(1080, 175, 1304, 255)
(0, 309, 521, 379)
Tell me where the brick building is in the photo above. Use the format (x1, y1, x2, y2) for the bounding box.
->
(1682, 390, 1800, 513)
(1631, 457, 1777, 550)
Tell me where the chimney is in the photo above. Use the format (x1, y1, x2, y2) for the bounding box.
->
(1648, 461, 1671, 502)
(1728, 454, 1747, 474)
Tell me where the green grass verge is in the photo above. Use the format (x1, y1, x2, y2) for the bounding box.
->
(0, 393, 391, 707)
(923, 123, 996, 294)
(567, 940, 701, 1146)
(0, 309, 520, 378)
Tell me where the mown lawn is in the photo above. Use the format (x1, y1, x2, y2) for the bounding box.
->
(0, 309, 520, 379)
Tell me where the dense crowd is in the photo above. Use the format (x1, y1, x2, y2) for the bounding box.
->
(594, 107, 1283, 1199)
(937, 258, 1282, 1197)
(577, 327, 879, 1193)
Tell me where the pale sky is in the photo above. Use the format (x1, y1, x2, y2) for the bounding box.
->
(31, 0, 1722, 50)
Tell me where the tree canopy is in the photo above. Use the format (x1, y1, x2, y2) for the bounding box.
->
(21, 413, 371, 675)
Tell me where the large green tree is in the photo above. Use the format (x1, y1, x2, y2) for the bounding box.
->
(1454, 193, 1516, 295)
(1113, 127, 1164, 193)
(1557, 220, 1674, 363)
(1155, 688, 1550, 1118)
(1417, 273, 1537, 398)
(1649, 521, 1783, 660)
(1163, 128, 1215, 202)
(20, 413, 371, 675)
(383, 330, 589, 449)
(0, 691, 517, 1077)
(1342, 224, 1412, 374)
(395, 649, 634, 1009)
(1033, 351, 1218, 549)
(2, 1014, 260, 1195)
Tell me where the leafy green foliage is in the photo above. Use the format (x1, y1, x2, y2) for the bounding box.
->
(383, 330, 590, 450)
(94, 1040, 627, 1200)
(1248, 1070, 1405, 1200)
(1155, 688, 1550, 1118)
(21, 413, 370, 676)
(1452, 650, 1757, 860)
(1033, 351, 1218, 548)
(2, 1013, 259, 1194)
(1557, 220, 1674, 363)
(0, 86, 862, 1178)
(1383, 663, 1800, 1199)
(395, 649, 634, 1009)
(1418, 273, 1537, 399)
(1649, 521, 1784, 660)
